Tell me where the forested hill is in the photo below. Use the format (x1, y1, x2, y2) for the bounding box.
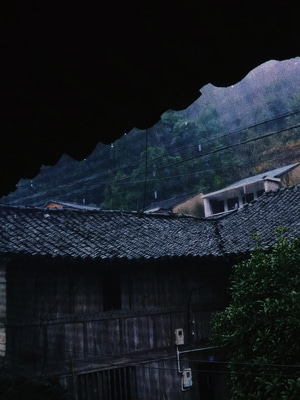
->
(2, 57, 300, 211)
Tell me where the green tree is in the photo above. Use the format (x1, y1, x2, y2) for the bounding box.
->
(102, 171, 136, 210)
(211, 229, 300, 399)
(133, 146, 187, 203)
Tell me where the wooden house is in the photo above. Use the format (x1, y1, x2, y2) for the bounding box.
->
(0, 206, 230, 400)
(1, 184, 300, 399)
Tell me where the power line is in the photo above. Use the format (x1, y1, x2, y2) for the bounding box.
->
(4, 344, 300, 380)
(4, 111, 300, 205)
(141, 107, 300, 163)
(18, 108, 300, 191)
(142, 129, 148, 210)
(8, 140, 300, 207)
(99, 122, 300, 186)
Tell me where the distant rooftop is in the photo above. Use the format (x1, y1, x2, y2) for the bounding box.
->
(143, 192, 198, 213)
(44, 200, 100, 211)
(225, 162, 300, 189)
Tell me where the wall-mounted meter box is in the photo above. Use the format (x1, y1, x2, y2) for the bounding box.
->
(174, 328, 184, 345)
(182, 368, 193, 389)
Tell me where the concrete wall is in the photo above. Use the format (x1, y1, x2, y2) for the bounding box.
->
(263, 179, 281, 192)
(172, 193, 204, 218)
(280, 165, 300, 187)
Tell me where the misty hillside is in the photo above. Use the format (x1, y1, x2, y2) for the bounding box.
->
(187, 58, 300, 127)
(2, 57, 300, 210)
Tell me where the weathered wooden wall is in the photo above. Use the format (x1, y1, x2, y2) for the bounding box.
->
(134, 356, 197, 400)
(0, 259, 7, 358)
(5, 256, 230, 398)
(61, 358, 197, 400)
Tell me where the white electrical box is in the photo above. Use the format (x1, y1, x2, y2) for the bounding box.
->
(182, 368, 193, 389)
(174, 328, 184, 345)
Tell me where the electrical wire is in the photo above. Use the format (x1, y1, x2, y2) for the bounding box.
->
(110, 122, 300, 184)
(4, 110, 300, 206)
(50, 126, 300, 203)
(12, 108, 300, 191)
(118, 107, 300, 170)
(142, 129, 148, 210)
(3, 343, 300, 380)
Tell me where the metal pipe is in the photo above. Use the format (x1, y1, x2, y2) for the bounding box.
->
(178, 345, 218, 355)
(176, 345, 182, 373)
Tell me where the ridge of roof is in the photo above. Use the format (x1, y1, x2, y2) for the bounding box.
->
(218, 183, 300, 255)
(1, 184, 300, 262)
(43, 200, 100, 211)
(224, 162, 300, 189)
(143, 191, 200, 212)
(0, 203, 215, 260)
(0, 203, 203, 220)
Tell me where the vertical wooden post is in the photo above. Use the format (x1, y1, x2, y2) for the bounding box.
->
(0, 261, 7, 359)
(70, 357, 78, 400)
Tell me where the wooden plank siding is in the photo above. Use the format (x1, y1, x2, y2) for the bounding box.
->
(5, 256, 230, 398)
(0, 260, 6, 358)
(73, 366, 137, 400)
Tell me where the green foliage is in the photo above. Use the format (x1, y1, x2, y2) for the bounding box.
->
(102, 171, 136, 210)
(211, 230, 300, 399)
(2, 59, 300, 209)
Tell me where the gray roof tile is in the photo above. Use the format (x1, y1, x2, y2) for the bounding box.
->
(219, 185, 300, 254)
(225, 163, 300, 188)
(2, 184, 300, 262)
(0, 206, 220, 260)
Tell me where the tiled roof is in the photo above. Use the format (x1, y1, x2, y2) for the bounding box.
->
(44, 200, 100, 211)
(225, 162, 300, 189)
(143, 192, 199, 213)
(0, 206, 220, 261)
(1, 184, 300, 262)
(219, 185, 300, 254)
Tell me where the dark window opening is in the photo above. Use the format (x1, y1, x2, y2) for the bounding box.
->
(244, 192, 254, 204)
(257, 189, 265, 198)
(227, 197, 239, 210)
(210, 199, 224, 214)
(103, 270, 121, 311)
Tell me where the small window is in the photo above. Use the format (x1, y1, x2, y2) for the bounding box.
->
(103, 270, 121, 311)
(227, 197, 239, 210)
(244, 193, 254, 204)
(210, 199, 224, 214)
(257, 189, 265, 198)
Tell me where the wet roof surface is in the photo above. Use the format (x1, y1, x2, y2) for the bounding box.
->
(0, 206, 219, 260)
(1, 184, 300, 261)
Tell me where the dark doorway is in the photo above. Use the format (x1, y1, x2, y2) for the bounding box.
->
(197, 361, 228, 400)
(103, 269, 121, 311)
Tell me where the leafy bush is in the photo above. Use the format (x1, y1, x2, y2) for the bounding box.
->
(211, 228, 300, 399)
